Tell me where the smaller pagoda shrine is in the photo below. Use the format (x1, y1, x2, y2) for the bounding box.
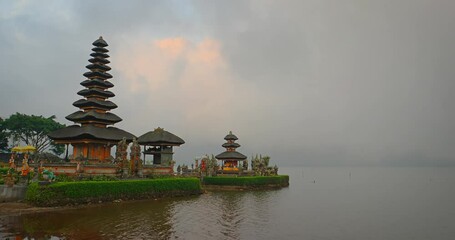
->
(215, 131, 247, 173)
(138, 128, 185, 166)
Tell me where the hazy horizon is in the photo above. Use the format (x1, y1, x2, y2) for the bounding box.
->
(1, 0, 454, 167)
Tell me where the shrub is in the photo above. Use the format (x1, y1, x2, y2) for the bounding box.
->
(0, 167, 9, 174)
(89, 175, 118, 181)
(25, 183, 57, 205)
(26, 178, 202, 206)
(0, 168, 21, 184)
(147, 174, 174, 179)
(54, 174, 119, 182)
(203, 175, 289, 187)
(55, 174, 76, 182)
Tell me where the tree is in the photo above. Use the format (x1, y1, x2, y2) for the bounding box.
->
(3, 113, 65, 154)
(0, 117, 9, 151)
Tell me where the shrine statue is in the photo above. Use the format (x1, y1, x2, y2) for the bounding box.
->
(42, 169, 56, 182)
(76, 161, 84, 173)
(4, 170, 15, 187)
(21, 157, 30, 176)
(9, 154, 16, 169)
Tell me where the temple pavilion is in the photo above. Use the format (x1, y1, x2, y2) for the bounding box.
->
(138, 128, 185, 166)
(215, 131, 247, 173)
(48, 37, 135, 162)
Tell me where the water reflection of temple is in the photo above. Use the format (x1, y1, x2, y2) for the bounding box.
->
(5, 199, 175, 239)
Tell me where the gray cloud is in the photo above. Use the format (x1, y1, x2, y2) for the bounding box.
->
(1, 0, 454, 166)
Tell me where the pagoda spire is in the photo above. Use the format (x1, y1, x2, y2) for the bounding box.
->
(222, 131, 241, 151)
(67, 36, 121, 126)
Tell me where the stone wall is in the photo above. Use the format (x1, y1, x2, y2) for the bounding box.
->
(36, 163, 173, 177)
(0, 185, 27, 202)
(142, 165, 174, 175)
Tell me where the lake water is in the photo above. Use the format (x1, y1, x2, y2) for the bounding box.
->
(1, 166, 455, 240)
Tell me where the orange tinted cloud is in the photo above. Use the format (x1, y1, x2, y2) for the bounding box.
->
(114, 37, 225, 92)
(187, 39, 223, 64)
(155, 37, 187, 58)
(113, 37, 256, 135)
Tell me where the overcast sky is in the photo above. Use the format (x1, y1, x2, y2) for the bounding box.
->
(1, 0, 454, 166)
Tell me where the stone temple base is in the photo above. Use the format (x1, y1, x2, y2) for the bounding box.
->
(0, 185, 27, 202)
(142, 165, 174, 175)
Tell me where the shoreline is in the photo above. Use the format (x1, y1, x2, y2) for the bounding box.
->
(0, 202, 82, 217)
(1, 176, 289, 213)
(0, 194, 200, 217)
(0, 185, 289, 216)
(203, 184, 289, 191)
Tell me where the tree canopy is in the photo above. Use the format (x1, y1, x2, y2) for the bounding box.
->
(3, 113, 65, 155)
(0, 117, 9, 151)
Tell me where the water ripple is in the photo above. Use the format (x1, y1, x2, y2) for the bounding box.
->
(1, 185, 284, 239)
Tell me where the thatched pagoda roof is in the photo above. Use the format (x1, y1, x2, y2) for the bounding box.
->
(88, 57, 110, 64)
(91, 46, 108, 53)
(80, 79, 114, 88)
(83, 71, 113, 79)
(222, 142, 241, 148)
(66, 110, 122, 124)
(72, 99, 117, 110)
(215, 151, 247, 160)
(93, 36, 108, 47)
(224, 131, 238, 141)
(138, 127, 185, 146)
(86, 63, 111, 72)
(77, 89, 115, 98)
(48, 125, 135, 142)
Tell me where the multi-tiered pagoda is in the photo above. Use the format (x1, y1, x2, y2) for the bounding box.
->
(215, 131, 247, 173)
(49, 37, 135, 162)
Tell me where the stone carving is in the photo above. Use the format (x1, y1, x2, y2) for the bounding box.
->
(243, 159, 248, 171)
(181, 164, 189, 174)
(76, 161, 84, 173)
(197, 155, 216, 177)
(130, 138, 143, 177)
(8, 154, 16, 170)
(250, 155, 278, 176)
(42, 169, 56, 182)
(4, 170, 15, 187)
(211, 155, 218, 176)
(115, 138, 128, 161)
(116, 137, 129, 177)
(21, 155, 30, 176)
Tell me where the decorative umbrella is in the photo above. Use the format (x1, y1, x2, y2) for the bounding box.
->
(11, 146, 24, 152)
(22, 146, 36, 152)
(11, 146, 36, 152)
